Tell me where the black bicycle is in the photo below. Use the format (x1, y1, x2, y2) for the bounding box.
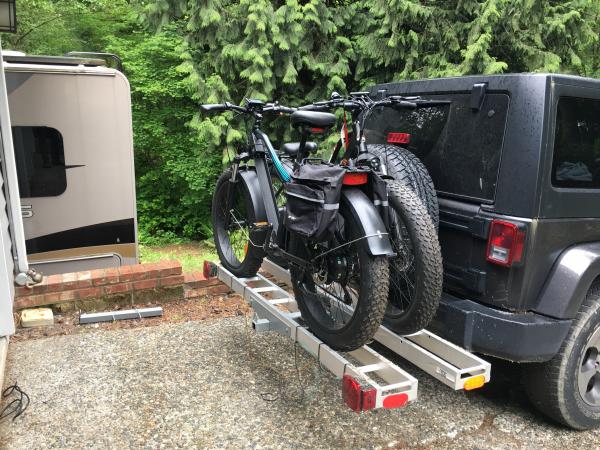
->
(202, 98, 395, 350)
(297, 93, 445, 335)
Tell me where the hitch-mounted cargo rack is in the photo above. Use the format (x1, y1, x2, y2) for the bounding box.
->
(212, 259, 491, 411)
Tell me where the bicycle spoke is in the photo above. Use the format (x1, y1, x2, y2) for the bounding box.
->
(388, 213, 418, 314)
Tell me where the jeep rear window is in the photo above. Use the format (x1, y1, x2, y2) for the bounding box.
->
(364, 93, 509, 202)
(552, 97, 600, 189)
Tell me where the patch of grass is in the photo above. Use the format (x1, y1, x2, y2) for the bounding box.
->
(139, 241, 218, 274)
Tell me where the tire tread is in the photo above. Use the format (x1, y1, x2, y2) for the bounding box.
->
(524, 282, 600, 429)
(368, 144, 439, 228)
(383, 180, 442, 334)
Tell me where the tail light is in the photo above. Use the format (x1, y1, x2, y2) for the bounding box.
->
(342, 375, 376, 411)
(387, 132, 411, 145)
(343, 172, 368, 186)
(342, 374, 409, 411)
(310, 127, 326, 134)
(486, 220, 526, 267)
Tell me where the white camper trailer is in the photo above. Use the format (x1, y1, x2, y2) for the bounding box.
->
(3, 52, 138, 275)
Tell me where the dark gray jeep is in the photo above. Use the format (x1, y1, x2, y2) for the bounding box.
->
(365, 74, 600, 429)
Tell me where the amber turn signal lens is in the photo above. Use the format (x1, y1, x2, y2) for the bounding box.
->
(463, 375, 486, 391)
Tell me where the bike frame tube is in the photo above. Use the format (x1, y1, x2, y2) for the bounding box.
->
(259, 130, 291, 183)
(252, 130, 282, 239)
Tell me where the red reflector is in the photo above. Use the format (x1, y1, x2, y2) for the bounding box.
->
(486, 220, 525, 267)
(382, 393, 408, 409)
(342, 374, 376, 411)
(342, 375, 361, 411)
(311, 127, 325, 134)
(343, 172, 368, 185)
(387, 132, 411, 145)
(362, 388, 377, 411)
(203, 260, 217, 279)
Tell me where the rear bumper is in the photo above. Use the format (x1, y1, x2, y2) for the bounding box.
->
(428, 293, 572, 362)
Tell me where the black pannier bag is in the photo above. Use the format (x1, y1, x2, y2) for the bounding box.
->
(284, 163, 345, 242)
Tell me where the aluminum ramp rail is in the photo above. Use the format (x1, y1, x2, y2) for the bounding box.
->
(217, 264, 417, 411)
(260, 259, 491, 391)
(216, 260, 491, 411)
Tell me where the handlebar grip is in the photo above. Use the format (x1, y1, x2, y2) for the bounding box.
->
(200, 103, 227, 112)
(342, 101, 360, 109)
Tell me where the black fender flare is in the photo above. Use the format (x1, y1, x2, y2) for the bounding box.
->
(535, 242, 600, 319)
(340, 188, 394, 256)
(238, 169, 267, 223)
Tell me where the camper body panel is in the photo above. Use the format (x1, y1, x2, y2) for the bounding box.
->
(5, 63, 138, 275)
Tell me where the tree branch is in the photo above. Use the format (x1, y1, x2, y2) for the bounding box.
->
(15, 14, 65, 45)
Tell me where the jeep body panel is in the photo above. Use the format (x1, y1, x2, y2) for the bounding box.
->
(367, 74, 600, 361)
(535, 243, 600, 319)
(371, 74, 549, 217)
(538, 78, 600, 219)
(429, 293, 572, 362)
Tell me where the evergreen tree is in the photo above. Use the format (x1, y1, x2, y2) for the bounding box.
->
(143, 0, 600, 96)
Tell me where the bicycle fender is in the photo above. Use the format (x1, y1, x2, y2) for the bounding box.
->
(239, 169, 268, 223)
(340, 188, 394, 256)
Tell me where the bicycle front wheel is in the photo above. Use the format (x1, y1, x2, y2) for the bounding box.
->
(212, 170, 264, 277)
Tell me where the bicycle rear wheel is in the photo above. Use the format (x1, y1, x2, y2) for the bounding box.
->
(290, 206, 389, 351)
(383, 180, 442, 335)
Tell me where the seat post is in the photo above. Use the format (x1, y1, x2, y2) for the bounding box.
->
(295, 128, 308, 165)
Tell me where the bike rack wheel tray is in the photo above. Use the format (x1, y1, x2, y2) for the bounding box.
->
(213, 259, 491, 411)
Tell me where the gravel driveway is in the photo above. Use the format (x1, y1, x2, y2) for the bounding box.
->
(0, 316, 598, 449)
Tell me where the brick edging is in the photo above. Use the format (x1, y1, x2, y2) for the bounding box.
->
(14, 261, 238, 313)
(15, 261, 183, 311)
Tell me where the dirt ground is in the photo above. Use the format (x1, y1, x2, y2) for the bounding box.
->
(10, 293, 251, 343)
(2, 294, 599, 449)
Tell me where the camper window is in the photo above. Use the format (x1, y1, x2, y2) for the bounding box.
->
(12, 126, 67, 198)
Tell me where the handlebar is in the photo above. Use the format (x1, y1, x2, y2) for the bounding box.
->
(200, 101, 249, 113)
(199, 96, 446, 117)
(298, 93, 421, 111)
(386, 99, 418, 109)
(264, 104, 296, 114)
(296, 95, 436, 113)
(199, 101, 296, 115)
(298, 99, 362, 111)
(199, 103, 227, 112)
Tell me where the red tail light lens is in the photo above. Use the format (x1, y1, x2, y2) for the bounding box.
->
(342, 374, 376, 411)
(343, 172, 368, 185)
(310, 127, 325, 134)
(387, 132, 411, 145)
(486, 220, 526, 267)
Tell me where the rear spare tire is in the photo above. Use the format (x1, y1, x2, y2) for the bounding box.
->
(368, 144, 439, 229)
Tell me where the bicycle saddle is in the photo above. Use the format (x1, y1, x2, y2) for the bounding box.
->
(281, 142, 317, 157)
(290, 110, 336, 129)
